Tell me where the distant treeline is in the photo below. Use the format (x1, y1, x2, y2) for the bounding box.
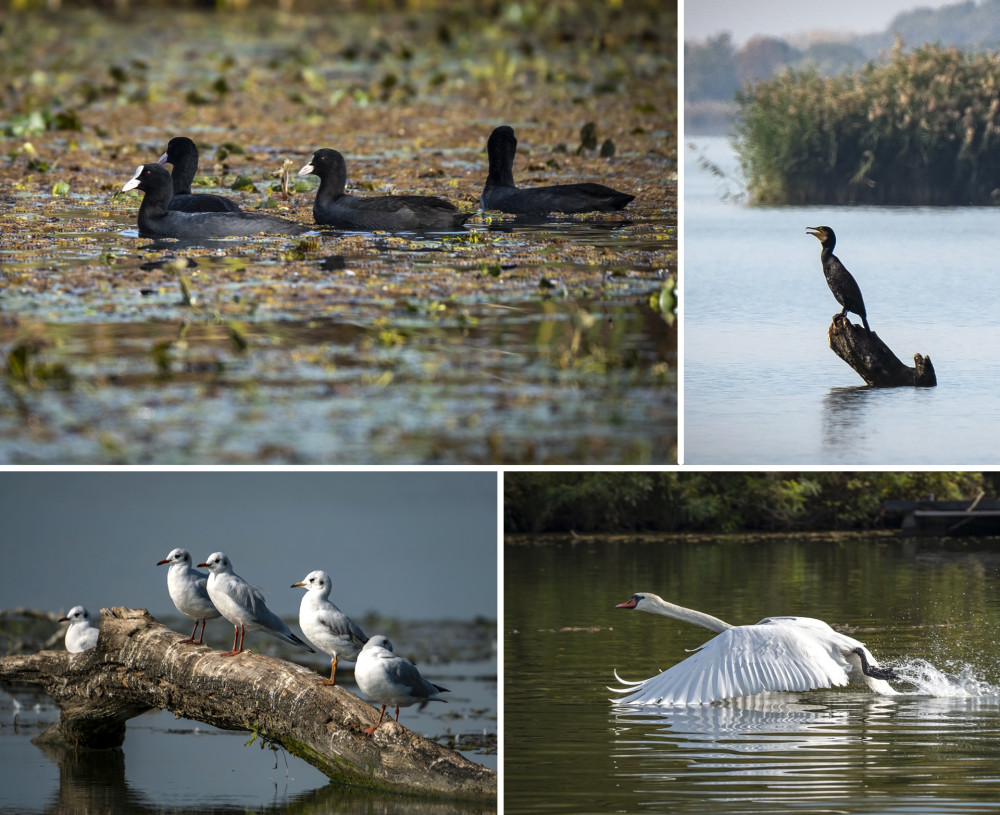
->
(688, 0, 1000, 107)
(686, 0, 1000, 136)
(504, 471, 996, 534)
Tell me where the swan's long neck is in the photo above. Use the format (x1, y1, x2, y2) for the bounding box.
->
(641, 595, 733, 633)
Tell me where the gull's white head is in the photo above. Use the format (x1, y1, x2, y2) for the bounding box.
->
(157, 548, 192, 567)
(363, 634, 393, 653)
(59, 606, 92, 625)
(291, 569, 331, 594)
(198, 552, 231, 572)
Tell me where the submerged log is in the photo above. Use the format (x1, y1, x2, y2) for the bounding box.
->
(828, 314, 936, 387)
(0, 607, 495, 799)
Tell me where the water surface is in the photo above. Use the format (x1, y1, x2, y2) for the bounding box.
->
(505, 534, 1000, 814)
(684, 137, 1000, 464)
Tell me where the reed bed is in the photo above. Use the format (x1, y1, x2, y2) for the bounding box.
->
(734, 41, 1000, 205)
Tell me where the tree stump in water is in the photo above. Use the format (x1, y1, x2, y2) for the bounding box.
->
(828, 314, 936, 387)
(0, 607, 495, 799)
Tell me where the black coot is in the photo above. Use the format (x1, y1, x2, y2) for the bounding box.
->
(297, 148, 469, 231)
(479, 126, 634, 215)
(122, 164, 304, 238)
(158, 136, 241, 213)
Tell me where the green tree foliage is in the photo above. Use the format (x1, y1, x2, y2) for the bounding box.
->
(504, 472, 991, 533)
(734, 42, 1000, 205)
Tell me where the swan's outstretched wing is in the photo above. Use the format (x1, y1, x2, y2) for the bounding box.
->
(609, 622, 852, 706)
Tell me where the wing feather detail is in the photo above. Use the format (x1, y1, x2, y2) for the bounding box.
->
(609, 622, 853, 706)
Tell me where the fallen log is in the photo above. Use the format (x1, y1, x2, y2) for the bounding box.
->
(0, 607, 495, 799)
(828, 314, 936, 387)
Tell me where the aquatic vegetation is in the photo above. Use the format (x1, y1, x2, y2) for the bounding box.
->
(0, 2, 675, 463)
(736, 40, 1000, 205)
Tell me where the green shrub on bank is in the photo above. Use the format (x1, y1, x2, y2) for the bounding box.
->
(734, 41, 1000, 205)
(504, 471, 993, 533)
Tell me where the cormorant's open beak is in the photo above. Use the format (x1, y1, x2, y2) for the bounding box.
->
(806, 227, 823, 240)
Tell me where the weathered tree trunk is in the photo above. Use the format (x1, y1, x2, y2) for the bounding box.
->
(0, 607, 495, 799)
(828, 314, 936, 387)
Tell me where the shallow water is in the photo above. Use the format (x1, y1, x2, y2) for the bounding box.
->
(505, 534, 1000, 814)
(684, 137, 1000, 464)
(2, 217, 674, 464)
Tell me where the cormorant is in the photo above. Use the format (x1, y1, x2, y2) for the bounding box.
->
(807, 226, 871, 332)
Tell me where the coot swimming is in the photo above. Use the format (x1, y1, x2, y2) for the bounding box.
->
(122, 164, 304, 239)
(158, 136, 241, 213)
(479, 125, 634, 215)
(298, 148, 469, 231)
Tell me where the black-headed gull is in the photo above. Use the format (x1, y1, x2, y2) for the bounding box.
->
(198, 552, 313, 656)
(157, 548, 221, 644)
(291, 569, 368, 686)
(59, 606, 99, 653)
(354, 635, 449, 734)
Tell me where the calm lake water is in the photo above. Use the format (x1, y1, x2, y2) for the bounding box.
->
(505, 534, 1000, 814)
(684, 136, 1000, 464)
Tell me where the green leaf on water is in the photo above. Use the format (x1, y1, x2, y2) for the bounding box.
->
(51, 180, 70, 196)
(227, 322, 249, 353)
(650, 274, 676, 325)
(230, 175, 256, 192)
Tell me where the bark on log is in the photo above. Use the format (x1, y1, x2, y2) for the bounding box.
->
(828, 314, 936, 387)
(0, 607, 495, 799)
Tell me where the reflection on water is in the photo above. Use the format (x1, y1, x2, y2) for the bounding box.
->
(608, 693, 1000, 813)
(1, 666, 496, 815)
(4, 206, 675, 464)
(505, 534, 1000, 814)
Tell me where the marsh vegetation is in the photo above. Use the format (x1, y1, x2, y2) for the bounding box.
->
(0, 1, 676, 463)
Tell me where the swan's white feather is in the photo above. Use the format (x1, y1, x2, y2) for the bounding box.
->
(611, 617, 890, 706)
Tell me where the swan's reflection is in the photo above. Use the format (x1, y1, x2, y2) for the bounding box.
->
(611, 692, 855, 747)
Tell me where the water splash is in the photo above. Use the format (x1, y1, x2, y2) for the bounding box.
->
(893, 658, 1000, 698)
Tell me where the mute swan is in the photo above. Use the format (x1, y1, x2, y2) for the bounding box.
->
(610, 592, 897, 706)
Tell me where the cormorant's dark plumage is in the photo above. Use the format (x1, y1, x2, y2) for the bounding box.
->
(807, 225, 871, 332)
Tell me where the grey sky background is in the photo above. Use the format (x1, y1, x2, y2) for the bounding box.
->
(0, 471, 496, 622)
(685, 0, 960, 44)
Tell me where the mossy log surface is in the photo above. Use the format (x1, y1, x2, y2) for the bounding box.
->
(828, 314, 936, 387)
(0, 607, 495, 799)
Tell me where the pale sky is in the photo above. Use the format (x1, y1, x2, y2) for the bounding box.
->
(0, 471, 497, 621)
(685, 0, 963, 44)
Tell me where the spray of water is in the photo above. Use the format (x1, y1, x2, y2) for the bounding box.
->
(891, 658, 1000, 698)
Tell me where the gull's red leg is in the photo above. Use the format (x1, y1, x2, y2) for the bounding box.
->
(364, 705, 387, 734)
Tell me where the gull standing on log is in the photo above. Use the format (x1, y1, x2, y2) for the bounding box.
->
(199, 552, 314, 657)
(59, 606, 99, 653)
(292, 570, 368, 686)
(355, 635, 449, 734)
(156, 548, 221, 644)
